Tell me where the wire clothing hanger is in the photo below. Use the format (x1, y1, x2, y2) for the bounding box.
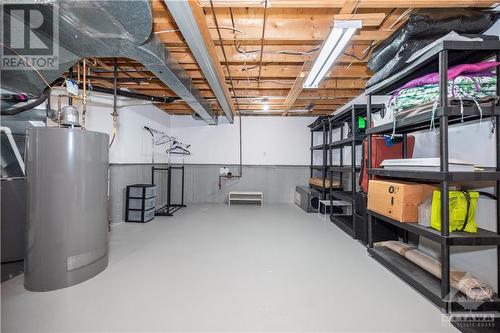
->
(166, 141, 191, 156)
(144, 126, 176, 165)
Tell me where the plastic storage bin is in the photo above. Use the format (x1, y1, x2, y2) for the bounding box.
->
(126, 207, 155, 223)
(128, 197, 156, 210)
(331, 200, 352, 216)
(128, 184, 156, 199)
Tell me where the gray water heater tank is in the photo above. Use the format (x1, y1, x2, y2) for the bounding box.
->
(25, 127, 109, 291)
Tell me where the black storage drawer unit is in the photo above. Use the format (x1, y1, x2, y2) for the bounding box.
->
(125, 184, 156, 223)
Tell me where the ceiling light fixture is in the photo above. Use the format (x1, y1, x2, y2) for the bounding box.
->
(287, 109, 309, 113)
(303, 20, 362, 89)
(250, 110, 280, 114)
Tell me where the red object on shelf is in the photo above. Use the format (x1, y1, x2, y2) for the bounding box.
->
(360, 135, 415, 193)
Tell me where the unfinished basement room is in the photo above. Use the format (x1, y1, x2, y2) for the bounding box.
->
(3, 1, 500, 332)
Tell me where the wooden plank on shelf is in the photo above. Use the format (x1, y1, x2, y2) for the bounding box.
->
(309, 177, 342, 189)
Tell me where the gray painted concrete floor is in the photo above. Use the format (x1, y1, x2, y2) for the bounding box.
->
(1, 204, 457, 332)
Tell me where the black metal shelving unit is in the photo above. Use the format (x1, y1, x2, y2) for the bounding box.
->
(365, 40, 500, 313)
(309, 118, 330, 199)
(327, 104, 384, 239)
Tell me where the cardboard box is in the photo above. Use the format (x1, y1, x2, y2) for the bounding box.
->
(367, 180, 435, 223)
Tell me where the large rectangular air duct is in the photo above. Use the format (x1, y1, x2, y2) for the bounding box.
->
(165, 0, 235, 123)
(1, 1, 217, 124)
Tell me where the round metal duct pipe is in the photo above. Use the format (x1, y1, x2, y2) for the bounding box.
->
(25, 127, 109, 291)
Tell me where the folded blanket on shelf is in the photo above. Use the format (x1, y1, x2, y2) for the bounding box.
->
(391, 75, 497, 111)
(385, 63, 499, 135)
(395, 96, 498, 121)
(400, 61, 500, 90)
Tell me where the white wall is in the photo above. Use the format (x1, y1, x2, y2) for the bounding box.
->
(53, 90, 313, 166)
(169, 115, 312, 165)
(87, 103, 171, 164)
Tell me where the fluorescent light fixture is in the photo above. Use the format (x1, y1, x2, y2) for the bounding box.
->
(288, 109, 309, 113)
(303, 20, 362, 89)
(247, 110, 281, 114)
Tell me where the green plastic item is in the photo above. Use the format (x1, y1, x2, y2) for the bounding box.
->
(430, 190, 479, 233)
(357, 116, 366, 129)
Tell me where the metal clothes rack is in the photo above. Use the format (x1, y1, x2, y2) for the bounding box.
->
(364, 40, 500, 313)
(145, 126, 187, 217)
(151, 165, 186, 216)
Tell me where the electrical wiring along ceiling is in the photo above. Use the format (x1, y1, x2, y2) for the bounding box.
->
(88, 0, 497, 117)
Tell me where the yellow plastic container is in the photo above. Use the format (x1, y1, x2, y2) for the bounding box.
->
(430, 190, 479, 233)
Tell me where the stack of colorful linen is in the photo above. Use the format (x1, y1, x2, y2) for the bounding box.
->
(386, 61, 500, 135)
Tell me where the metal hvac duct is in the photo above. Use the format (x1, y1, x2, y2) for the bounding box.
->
(166, 1, 234, 123)
(1, 1, 218, 124)
(25, 127, 109, 291)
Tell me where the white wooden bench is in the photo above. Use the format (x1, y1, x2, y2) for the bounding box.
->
(228, 191, 263, 206)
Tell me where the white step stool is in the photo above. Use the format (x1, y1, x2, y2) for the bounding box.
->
(228, 191, 263, 205)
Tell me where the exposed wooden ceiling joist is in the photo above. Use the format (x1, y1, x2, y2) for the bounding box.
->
(339, 0, 361, 14)
(138, 0, 500, 117)
(198, 0, 496, 8)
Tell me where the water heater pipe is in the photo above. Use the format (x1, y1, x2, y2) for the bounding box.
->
(218, 114, 243, 190)
(109, 58, 119, 147)
(82, 59, 87, 129)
